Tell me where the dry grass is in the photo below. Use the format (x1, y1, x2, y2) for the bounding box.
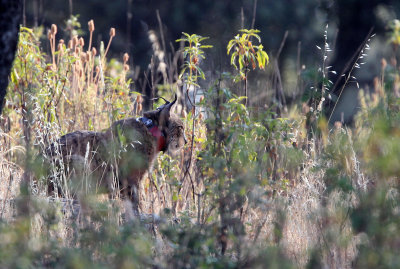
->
(0, 132, 23, 220)
(0, 20, 398, 268)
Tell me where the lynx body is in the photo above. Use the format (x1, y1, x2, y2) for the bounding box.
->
(47, 96, 185, 212)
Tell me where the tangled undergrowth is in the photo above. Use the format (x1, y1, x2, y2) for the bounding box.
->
(0, 17, 400, 268)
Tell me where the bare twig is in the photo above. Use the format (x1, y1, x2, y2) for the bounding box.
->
(251, 0, 258, 29)
(241, 7, 244, 29)
(156, 10, 167, 56)
(273, 31, 289, 111)
(328, 29, 374, 124)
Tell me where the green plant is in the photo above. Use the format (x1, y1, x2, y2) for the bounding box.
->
(6, 12, 400, 269)
(176, 33, 212, 202)
(176, 32, 212, 103)
(7, 22, 136, 136)
(227, 29, 269, 106)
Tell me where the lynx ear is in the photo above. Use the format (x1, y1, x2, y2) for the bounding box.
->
(159, 94, 177, 127)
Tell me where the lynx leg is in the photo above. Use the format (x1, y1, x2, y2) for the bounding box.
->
(119, 179, 140, 215)
(127, 184, 140, 215)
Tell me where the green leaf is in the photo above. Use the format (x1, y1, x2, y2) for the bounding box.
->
(239, 57, 244, 71)
(262, 51, 269, 64)
(10, 69, 19, 86)
(230, 51, 238, 69)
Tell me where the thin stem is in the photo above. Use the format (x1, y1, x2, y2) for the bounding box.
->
(328, 29, 373, 124)
(180, 84, 197, 201)
(104, 37, 113, 59)
(240, 7, 244, 29)
(88, 31, 93, 52)
(244, 68, 248, 107)
(23, 0, 26, 27)
(251, 0, 258, 29)
(69, 0, 73, 17)
(317, 25, 329, 114)
(156, 9, 167, 55)
(52, 34, 56, 68)
(180, 40, 200, 203)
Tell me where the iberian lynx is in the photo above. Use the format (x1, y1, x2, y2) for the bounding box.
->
(46, 95, 186, 213)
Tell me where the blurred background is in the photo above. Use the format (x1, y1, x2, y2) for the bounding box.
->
(24, 0, 400, 122)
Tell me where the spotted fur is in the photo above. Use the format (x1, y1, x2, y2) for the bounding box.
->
(46, 96, 185, 212)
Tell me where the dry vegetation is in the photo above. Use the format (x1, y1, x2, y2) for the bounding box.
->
(0, 18, 400, 268)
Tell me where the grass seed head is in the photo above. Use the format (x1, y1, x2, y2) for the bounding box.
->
(381, 58, 387, 70)
(110, 28, 116, 37)
(72, 36, 78, 48)
(75, 46, 81, 55)
(81, 52, 87, 63)
(334, 121, 342, 130)
(88, 20, 95, 32)
(123, 53, 129, 64)
(51, 24, 57, 35)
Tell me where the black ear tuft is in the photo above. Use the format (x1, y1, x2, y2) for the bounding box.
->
(156, 94, 177, 111)
(158, 94, 177, 128)
(143, 95, 177, 128)
(165, 94, 177, 110)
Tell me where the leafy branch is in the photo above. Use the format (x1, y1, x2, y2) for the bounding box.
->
(176, 32, 212, 204)
(227, 29, 269, 106)
(177, 32, 212, 105)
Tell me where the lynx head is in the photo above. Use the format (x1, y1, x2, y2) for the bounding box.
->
(143, 95, 186, 154)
